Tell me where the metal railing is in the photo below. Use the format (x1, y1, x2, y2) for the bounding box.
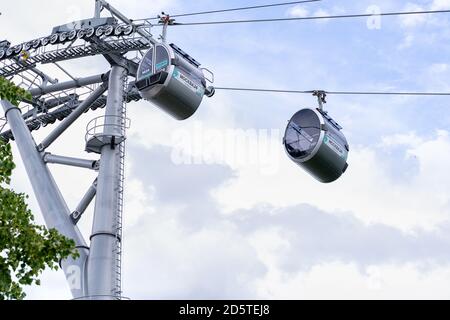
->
(85, 115, 131, 143)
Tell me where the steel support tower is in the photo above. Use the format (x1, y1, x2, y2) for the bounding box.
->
(0, 0, 160, 300)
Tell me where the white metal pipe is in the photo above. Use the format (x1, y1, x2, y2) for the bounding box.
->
(43, 153, 98, 170)
(1, 100, 89, 299)
(30, 73, 108, 97)
(95, 0, 102, 18)
(72, 179, 97, 224)
(29, 67, 58, 85)
(53, 62, 78, 82)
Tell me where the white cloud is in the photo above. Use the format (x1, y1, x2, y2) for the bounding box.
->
(399, 1, 450, 30)
(380, 131, 424, 148)
(124, 215, 264, 299)
(288, 5, 309, 18)
(256, 262, 450, 300)
(287, 5, 347, 25)
(429, 63, 450, 73)
(24, 270, 71, 300)
(399, 3, 428, 28)
(431, 0, 450, 10)
(214, 131, 450, 231)
(17, 134, 450, 299)
(398, 33, 415, 49)
(117, 144, 450, 299)
(4, 0, 450, 301)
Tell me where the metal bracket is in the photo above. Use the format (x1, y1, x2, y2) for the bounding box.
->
(103, 53, 138, 76)
(70, 178, 98, 224)
(158, 13, 175, 43)
(82, 33, 137, 75)
(96, 0, 155, 42)
(70, 211, 83, 224)
(95, 0, 103, 18)
(201, 67, 215, 84)
(313, 90, 327, 111)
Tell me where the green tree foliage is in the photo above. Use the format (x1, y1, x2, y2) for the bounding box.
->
(0, 77, 32, 106)
(0, 78, 78, 300)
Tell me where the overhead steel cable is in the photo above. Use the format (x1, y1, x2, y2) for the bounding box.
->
(159, 9, 450, 26)
(216, 87, 314, 94)
(133, 0, 322, 21)
(325, 91, 450, 96)
(214, 87, 450, 96)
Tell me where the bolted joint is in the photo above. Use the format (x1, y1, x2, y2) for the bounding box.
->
(71, 211, 82, 224)
(101, 71, 111, 83)
(103, 54, 134, 74)
(93, 160, 100, 171)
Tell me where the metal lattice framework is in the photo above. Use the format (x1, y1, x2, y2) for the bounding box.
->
(0, 11, 155, 142)
(0, 0, 176, 300)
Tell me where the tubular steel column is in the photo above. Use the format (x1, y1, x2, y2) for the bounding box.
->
(87, 65, 127, 299)
(1, 100, 89, 299)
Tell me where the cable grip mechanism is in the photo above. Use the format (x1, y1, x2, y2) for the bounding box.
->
(313, 90, 327, 111)
(158, 12, 175, 43)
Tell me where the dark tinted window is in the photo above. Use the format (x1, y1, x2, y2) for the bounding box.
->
(285, 109, 321, 159)
(155, 45, 170, 73)
(138, 48, 153, 80)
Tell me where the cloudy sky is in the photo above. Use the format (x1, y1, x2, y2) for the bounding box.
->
(2, 0, 450, 299)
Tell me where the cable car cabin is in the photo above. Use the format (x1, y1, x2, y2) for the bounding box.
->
(283, 108, 349, 183)
(135, 43, 214, 120)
